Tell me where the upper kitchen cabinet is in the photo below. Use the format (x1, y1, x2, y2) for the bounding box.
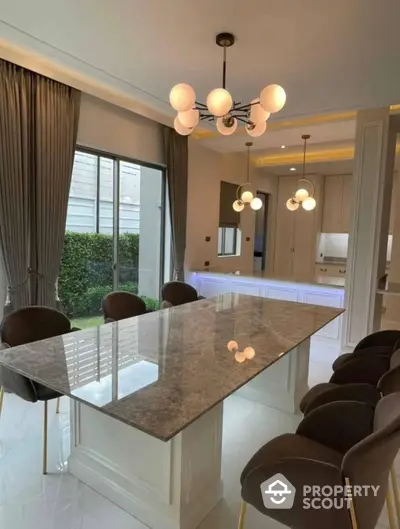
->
(322, 174, 353, 233)
(273, 176, 323, 281)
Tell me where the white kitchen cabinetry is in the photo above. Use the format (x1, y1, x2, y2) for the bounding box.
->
(315, 263, 347, 278)
(322, 175, 353, 233)
(273, 176, 321, 281)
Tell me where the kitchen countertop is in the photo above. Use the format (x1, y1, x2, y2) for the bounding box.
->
(0, 294, 343, 441)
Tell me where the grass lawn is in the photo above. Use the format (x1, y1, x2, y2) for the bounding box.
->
(72, 315, 104, 329)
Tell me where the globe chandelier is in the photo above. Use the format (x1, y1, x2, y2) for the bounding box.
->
(286, 134, 317, 212)
(232, 142, 263, 212)
(169, 32, 286, 137)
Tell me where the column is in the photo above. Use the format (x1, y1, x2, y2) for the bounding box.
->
(342, 108, 397, 350)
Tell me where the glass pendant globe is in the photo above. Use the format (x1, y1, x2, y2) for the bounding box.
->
(169, 83, 196, 112)
(178, 108, 199, 128)
(250, 98, 270, 125)
(216, 116, 237, 136)
(250, 197, 263, 210)
(302, 196, 317, 211)
(295, 188, 309, 201)
(286, 198, 299, 211)
(241, 190, 254, 204)
(233, 200, 245, 212)
(246, 120, 267, 138)
(260, 84, 287, 113)
(174, 116, 192, 136)
(243, 346, 255, 359)
(235, 351, 246, 363)
(206, 88, 233, 117)
(227, 340, 238, 352)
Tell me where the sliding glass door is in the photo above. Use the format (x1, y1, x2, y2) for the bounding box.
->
(59, 149, 166, 328)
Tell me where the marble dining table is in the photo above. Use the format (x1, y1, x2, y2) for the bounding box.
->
(0, 293, 343, 529)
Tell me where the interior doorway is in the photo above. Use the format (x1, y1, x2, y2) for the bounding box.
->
(253, 191, 269, 273)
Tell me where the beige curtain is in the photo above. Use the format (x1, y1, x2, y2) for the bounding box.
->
(162, 127, 188, 281)
(0, 62, 32, 311)
(0, 59, 80, 311)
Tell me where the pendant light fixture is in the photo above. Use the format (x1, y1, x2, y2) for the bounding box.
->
(286, 134, 316, 212)
(232, 142, 263, 212)
(170, 33, 286, 137)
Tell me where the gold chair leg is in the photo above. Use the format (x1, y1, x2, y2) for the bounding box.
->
(390, 466, 400, 526)
(238, 501, 247, 529)
(43, 401, 48, 475)
(56, 397, 60, 414)
(386, 483, 396, 529)
(345, 478, 358, 529)
(0, 386, 4, 418)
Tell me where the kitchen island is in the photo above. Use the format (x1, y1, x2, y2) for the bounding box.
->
(0, 294, 342, 529)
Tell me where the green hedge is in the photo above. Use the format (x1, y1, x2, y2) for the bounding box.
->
(59, 232, 146, 317)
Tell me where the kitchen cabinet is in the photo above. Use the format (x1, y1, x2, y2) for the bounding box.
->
(273, 176, 321, 281)
(315, 263, 347, 278)
(322, 175, 352, 233)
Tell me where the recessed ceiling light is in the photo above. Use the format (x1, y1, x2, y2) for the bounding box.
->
(281, 145, 286, 149)
(290, 167, 296, 171)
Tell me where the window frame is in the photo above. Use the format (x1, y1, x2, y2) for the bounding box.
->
(70, 145, 168, 292)
(218, 226, 238, 257)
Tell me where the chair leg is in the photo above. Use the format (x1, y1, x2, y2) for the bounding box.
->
(56, 397, 60, 414)
(238, 501, 247, 529)
(345, 478, 358, 529)
(391, 466, 400, 527)
(0, 386, 4, 418)
(43, 401, 48, 475)
(386, 483, 396, 529)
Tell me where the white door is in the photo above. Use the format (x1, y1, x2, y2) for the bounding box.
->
(273, 177, 296, 278)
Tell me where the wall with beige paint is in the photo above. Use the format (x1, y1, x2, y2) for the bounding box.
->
(185, 140, 278, 274)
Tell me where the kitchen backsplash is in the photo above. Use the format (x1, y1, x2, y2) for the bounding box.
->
(317, 233, 393, 262)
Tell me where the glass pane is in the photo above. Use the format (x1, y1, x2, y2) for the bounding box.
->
(218, 228, 223, 255)
(59, 152, 115, 329)
(118, 163, 163, 311)
(224, 228, 236, 254)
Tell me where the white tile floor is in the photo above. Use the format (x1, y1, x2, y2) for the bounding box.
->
(0, 340, 393, 529)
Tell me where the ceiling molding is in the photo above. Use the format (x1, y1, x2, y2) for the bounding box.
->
(254, 143, 400, 167)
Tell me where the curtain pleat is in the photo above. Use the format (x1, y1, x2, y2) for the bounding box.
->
(0, 62, 31, 311)
(162, 127, 188, 281)
(0, 59, 81, 311)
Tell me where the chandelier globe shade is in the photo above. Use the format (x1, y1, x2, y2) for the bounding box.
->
(250, 98, 270, 124)
(295, 188, 309, 201)
(260, 84, 287, 113)
(227, 340, 238, 352)
(241, 190, 254, 204)
(216, 116, 238, 135)
(250, 197, 263, 210)
(302, 196, 317, 211)
(169, 83, 196, 112)
(178, 108, 199, 128)
(235, 351, 246, 363)
(169, 32, 286, 137)
(244, 346, 255, 359)
(173, 117, 192, 136)
(233, 200, 245, 212)
(286, 198, 299, 211)
(207, 88, 233, 117)
(246, 121, 267, 138)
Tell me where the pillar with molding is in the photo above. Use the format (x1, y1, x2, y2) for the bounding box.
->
(342, 108, 397, 351)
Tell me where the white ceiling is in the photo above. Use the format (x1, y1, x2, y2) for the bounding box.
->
(1, 0, 400, 155)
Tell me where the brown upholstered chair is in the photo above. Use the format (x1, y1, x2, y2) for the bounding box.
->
(239, 394, 400, 529)
(0, 306, 78, 474)
(160, 281, 204, 309)
(300, 351, 390, 413)
(101, 291, 148, 323)
(332, 329, 400, 371)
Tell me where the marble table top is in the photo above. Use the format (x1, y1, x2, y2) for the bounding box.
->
(0, 294, 343, 441)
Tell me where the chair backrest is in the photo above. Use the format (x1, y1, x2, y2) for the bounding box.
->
(342, 393, 400, 529)
(377, 349, 400, 395)
(354, 329, 400, 352)
(329, 352, 390, 386)
(0, 306, 71, 347)
(102, 291, 146, 322)
(160, 281, 198, 306)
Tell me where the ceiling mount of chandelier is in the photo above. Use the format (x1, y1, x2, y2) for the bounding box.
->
(170, 32, 286, 137)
